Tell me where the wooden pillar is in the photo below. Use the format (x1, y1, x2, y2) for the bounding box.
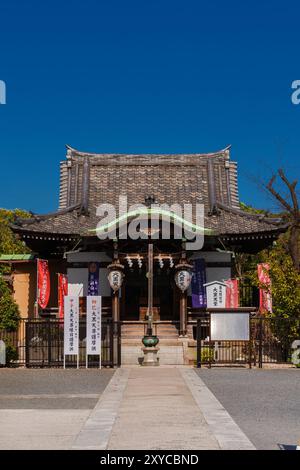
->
(180, 291, 187, 336)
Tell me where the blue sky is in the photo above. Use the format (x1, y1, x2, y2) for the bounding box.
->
(0, 0, 299, 214)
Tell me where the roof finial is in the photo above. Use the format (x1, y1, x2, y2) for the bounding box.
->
(145, 195, 156, 207)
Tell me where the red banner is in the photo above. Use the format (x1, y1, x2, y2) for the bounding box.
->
(58, 274, 68, 319)
(225, 279, 239, 308)
(257, 263, 272, 313)
(37, 259, 50, 309)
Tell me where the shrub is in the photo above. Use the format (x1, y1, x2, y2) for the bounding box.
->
(0, 275, 20, 331)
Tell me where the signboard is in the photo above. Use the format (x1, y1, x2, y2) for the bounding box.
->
(204, 281, 226, 308)
(64, 296, 79, 359)
(210, 312, 250, 341)
(86, 296, 102, 356)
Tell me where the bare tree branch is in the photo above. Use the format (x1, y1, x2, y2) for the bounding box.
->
(278, 169, 299, 215)
(265, 169, 300, 272)
(266, 174, 294, 213)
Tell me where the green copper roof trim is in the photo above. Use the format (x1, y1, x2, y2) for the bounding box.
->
(0, 254, 35, 261)
(89, 207, 213, 235)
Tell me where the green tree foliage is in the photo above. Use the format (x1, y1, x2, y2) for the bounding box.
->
(266, 234, 300, 318)
(239, 232, 300, 318)
(0, 209, 31, 275)
(0, 275, 20, 331)
(235, 230, 300, 350)
(0, 209, 29, 333)
(0, 208, 30, 255)
(239, 202, 270, 216)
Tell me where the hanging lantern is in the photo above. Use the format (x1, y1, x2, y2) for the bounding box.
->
(174, 260, 193, 292)
(107, 261, 124, 292)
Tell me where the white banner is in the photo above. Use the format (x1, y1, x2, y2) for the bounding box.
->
(86, 296, 102, 355)
(64, 295, 79, 355)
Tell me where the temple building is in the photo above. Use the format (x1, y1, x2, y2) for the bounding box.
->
(5, 145, 285, 364)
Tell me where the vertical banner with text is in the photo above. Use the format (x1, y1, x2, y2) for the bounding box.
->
(64, 296, 79, 357)
(86, 296, 102, 356)
(88, 262, 100, 296)
(191, 258, 207, 308)
(225, 279, 239, 308)
(37, 259, 50, 309)
(257, 263, 272, 313)
(58, 274, 68, 319)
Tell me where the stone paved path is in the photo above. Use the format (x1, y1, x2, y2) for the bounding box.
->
(107, 367, 220, 450)
(74, 366, 255, 450)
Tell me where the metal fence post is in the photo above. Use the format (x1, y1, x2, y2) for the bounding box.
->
(196, 318, 201, 368)
(258, 317, 263, 368)
(25, 321, 30, 367)
(109, 320, 114, 367)
(117, 322, 121, 367)
(47, 320, 52, 367)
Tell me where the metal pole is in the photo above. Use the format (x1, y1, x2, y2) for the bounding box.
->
(118, 321, 121, 367)
(147, 243, 153, 336)
(35, 258, 39, 318)
(180, 292, 187, 336)
(197, 318, 201, 368)
(99, 308, 102, 370)
(112, 291, 119, 322)
(259, 317, 263, 368)
(47, 319, 51, 367)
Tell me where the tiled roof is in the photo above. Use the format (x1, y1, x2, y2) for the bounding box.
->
(12, 145, 285, 237)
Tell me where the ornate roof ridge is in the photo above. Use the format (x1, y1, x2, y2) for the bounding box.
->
(215, 201, 284, 226)
(13, 203, 82, 226)
(65, 144, 232, 159)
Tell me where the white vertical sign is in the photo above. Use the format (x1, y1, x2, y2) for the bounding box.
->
(86, 296, 102, 356)
(64, 295, 79, 356)
(204, 281, 226, 308)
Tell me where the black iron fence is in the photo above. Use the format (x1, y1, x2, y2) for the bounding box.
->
(196, 315, 300, 368)
(239, 283, 259, 308)
(0, 318, 121, 368)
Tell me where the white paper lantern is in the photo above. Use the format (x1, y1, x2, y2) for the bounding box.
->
(108, 270, 124, 292)
(175, 269, 192, 292)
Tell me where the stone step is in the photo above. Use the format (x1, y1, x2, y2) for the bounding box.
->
(121, 344, 184, 365)
(122, 338, 180, 341)
(121, 325, 179, 332)
(122, 328, 179, 339)
(122, 338, 182, 346)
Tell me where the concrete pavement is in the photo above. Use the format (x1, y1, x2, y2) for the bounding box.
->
(73, 366, 255, 450)
(0, 367, 259, 450)
(196, 369, 300, 450)
(0, 409, 91, 450)
(0, 369, 114, 449)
